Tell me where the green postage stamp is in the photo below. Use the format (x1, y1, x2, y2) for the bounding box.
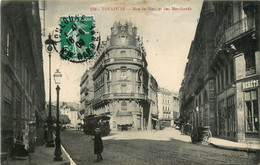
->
(59, 15, 99, 63)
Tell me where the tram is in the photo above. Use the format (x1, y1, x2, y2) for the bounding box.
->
(83, 115, 111, 136)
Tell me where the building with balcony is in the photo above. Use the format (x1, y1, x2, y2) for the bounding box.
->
(80, 60, 95, 117)
(179, 1, 260, 143)
(89, 21, 155, 131)
(158, 88, 179, 127)
(1, 1, 46, 152)
(148, 74, 159, 130)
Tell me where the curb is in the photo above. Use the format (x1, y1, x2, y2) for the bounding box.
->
(61, 145, 76, 165)
(209, 143, 259, 152)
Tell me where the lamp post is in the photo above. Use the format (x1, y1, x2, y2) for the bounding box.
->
(53, 69, 63, 161)
(45, 34, 55, 147)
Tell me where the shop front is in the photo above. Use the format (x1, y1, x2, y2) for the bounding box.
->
(242, 79, 259, 141)
(236, 77, 260, 143)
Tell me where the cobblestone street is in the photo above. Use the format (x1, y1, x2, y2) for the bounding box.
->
(61, 128, 258, 165)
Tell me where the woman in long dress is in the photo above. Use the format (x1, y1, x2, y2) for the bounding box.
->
(93, 128, 103, 162)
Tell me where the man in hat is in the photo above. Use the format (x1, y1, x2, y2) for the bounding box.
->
(92, 128, 103, 162)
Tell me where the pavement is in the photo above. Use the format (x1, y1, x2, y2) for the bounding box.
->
(209, 137, 260, 152)
(4, 145, 71, 165)
(105, 127, 260, 152)
(3, 127, 260, 165)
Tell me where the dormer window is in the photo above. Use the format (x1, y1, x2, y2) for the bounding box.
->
(120, 50, 126, 55)
(120, 35, 126, 43)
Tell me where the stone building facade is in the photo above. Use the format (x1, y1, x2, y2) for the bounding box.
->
(80, 60, 95, 117)
(1, 1, 46, 152)
(179, 1, 260, 143)
(158, 88, 179, 127)
(148, 74, 159, 130)
(90, 21, 155, 131)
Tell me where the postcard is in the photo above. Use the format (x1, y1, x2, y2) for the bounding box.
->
(1, 0, 260, 164)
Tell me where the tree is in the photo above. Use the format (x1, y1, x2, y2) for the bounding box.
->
(59, 115, 70, 124)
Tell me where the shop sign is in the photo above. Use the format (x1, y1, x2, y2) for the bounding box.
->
(242, 79, 259, 91)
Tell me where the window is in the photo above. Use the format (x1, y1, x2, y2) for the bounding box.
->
(121, 70, 126, 80)
(227, 5, 233, 27)
(221, 70, 224, 90)
(225, 66, 229, 86)
(230, 61, 234, 82)
(120, 50, 126, 56)
(245, 52, 256, 76)
(209, 79, 215, 99)
(218, 100, 225, 136)
(3, 101, 11, 117)
(121, 84, 126, 93)
(217, 74, 221, 92)
(121, 102, 127, 111)
(16, 99, 21, 119)
(227, 95, 236, 136)
(245, 90, 258, 132)
(120, 35, 126, 43)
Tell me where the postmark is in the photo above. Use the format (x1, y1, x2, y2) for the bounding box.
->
(54, 15, 100, 63)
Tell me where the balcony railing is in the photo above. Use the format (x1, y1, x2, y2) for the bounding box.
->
(225, 16, 255, 43)
(104, 57, 143, 65)
(245, 66, 256, 76)
(92, 93, 147, 106)
(102, 93, 146, 100)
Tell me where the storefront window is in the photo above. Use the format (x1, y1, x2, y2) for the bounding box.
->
(245, 90, 259, 132)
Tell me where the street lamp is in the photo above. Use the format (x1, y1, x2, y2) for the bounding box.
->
(45, 34, 55, 147)
(53, 69, 63, 161)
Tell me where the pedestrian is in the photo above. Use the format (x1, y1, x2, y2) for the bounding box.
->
(44, 124, 48, 144)
(92, 128, 103, 162)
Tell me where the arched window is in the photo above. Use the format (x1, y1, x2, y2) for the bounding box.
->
(120, 50, 126, 56)
(120, 35, 126, 43)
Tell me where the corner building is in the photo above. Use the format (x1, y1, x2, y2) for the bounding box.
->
(179, 1, 260, 143)
(92, 21, 151, 131)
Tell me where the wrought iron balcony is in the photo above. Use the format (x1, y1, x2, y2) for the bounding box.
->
(225, 16, 255, 43)
(104, 57, 143, 66)
(103, 93, 146, 100)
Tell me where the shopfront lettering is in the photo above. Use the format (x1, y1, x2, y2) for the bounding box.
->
(242, 80, 259, 90)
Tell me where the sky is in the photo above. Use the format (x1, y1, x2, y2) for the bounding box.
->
(41, 0, 203, 103)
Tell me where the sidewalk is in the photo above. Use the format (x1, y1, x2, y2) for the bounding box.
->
(6, 145, 71, 165)
(209, 137, 260, 152)
(106, 127, 260, 152)
(170, 127, 260, 152)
